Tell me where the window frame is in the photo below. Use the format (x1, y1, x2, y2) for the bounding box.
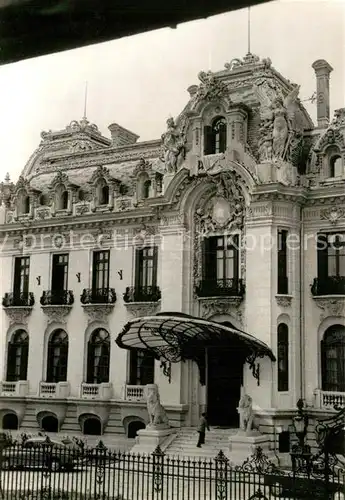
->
(277, 229, 288, 294)
(46, 329, 69, 383)
(86, 329, 110, 384)
(135, 246, 158, 289)
(277, 323, 289, 392)
(13, 256, 30, 297)
(92, 250, 110, 292)
(321, 326, 345, 393)
(6, 330, 29, 382)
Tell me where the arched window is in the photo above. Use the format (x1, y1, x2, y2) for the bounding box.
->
(277, 323, 289, 392)
(128, 420, 145, 438)
(61, 190, 68, 209)
(99, 184, 109, 205)
(143, 180, 151, 199)
(129, 350, 155, 385)
(41, 415, 59, 432)
(47, 330, 69, 383)
(204, 117, 227, 155)
(86, 329, 110, 384)
(78, 189, 85, 202)
(24, 196, 30, 214)
(6, 330, 29, 382)
(39, 194, 50, 206)
(329, 155, 343, 178)
(2, 413, 18, 430)
(83, 417, 102, 435)
(321, 325, 345, 392)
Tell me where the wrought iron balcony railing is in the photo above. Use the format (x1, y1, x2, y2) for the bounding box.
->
(311, 276, 345, 296)
(123, 286, 161, 303)
(40, 290, 74, 306)
(80, 287, 117, 305)
(195, 278, 245, 298)
(2, 291, 35, 307)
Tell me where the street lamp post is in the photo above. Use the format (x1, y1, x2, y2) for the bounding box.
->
(290, 399, 312, 476)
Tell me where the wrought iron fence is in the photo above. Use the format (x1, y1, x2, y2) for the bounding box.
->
(0, 437, 343, 500)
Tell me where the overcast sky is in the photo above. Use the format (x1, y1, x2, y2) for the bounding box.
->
(0, 0, 344, 183)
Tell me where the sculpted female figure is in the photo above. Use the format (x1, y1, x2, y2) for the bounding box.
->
(272, 97, 289, 159)
(161, 118, 186, 173)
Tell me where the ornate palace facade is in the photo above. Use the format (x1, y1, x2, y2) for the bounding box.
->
(0, 53, 344, 451)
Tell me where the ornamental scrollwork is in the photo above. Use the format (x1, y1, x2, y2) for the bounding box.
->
(81, 304, 114, 324)
(275, 295, 293, 308)
(124, 302, 161, 318)
(320, 206, 345, 225)
(41, 305, 72, 325)
(3, 307, 32, 326)
(314, 297, 345, 321)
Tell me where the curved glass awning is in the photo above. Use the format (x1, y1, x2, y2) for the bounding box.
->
(116, 312, 276, 365)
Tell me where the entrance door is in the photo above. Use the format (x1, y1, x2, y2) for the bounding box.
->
(207, 346, 244, 427)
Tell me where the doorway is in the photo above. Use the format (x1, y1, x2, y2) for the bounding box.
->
(206, 346, 244, 427)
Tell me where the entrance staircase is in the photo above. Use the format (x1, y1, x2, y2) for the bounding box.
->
(164, 427, 238, 459)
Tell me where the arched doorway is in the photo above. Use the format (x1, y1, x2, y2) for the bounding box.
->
(83, 417, 102, 435)
(128, 420, 145, 438)
(41, 415, 59, 432)
(2, 413, 18, 430)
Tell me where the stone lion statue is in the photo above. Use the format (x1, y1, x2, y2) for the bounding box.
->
(145, 384, 169, 428)
(238, 393, 255, 433)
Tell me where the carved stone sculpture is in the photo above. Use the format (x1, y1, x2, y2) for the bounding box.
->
(255, 84, 302, 165)
(145, 384, 170, 429)
(238, 393, 254, 433)
(161, 118, 186, 173)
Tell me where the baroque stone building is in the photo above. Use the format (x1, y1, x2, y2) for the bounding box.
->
(0, 53, 344, 453)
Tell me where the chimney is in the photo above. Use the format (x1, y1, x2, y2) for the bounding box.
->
(312, 59, 333, 128)
(108, 123, 139, 147)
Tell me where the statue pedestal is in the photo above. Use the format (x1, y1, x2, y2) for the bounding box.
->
(162, 173, 175, 193)
(228, 431, 276, 466)
(130, 426, 176, 455)
(257, 162, 275, 184)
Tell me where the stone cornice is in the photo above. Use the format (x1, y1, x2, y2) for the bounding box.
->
(251, 184, 308, 204)
(0, 210, 160, 237)
(30, 140, 163, 177)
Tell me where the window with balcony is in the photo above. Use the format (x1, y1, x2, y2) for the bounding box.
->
(13, 256, 30, 305)
(51, 253, 69, 303)
(277, 323, 289, 392)
(86, 328, 110, 384)
(312, 232, 345, 295)
(321, 325, 345, 393)
(277, 229, 288, 294)
(196, 234, 243, 297)
(6, 330, 29, 382)
(46, 329, 68, 383)
(124, 246, 160, 302)
(204, 117, 227, 155)
(129, 350, 155, 386)
(92, 250, 110, 302)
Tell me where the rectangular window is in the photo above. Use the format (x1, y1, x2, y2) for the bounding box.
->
(277, 229, 288, 294)
(92, 250, 110, 291)
(51, 254, 69, 291)
(204, 235, 239, 284)
(129, 350, 155, 386)
(13, 257, 30, 298)
(135, 246, 158, 289)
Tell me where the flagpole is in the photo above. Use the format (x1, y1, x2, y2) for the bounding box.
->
(247, 7, 251, 54)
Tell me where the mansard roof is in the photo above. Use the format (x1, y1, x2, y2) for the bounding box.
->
(19, 52, 316, 193)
